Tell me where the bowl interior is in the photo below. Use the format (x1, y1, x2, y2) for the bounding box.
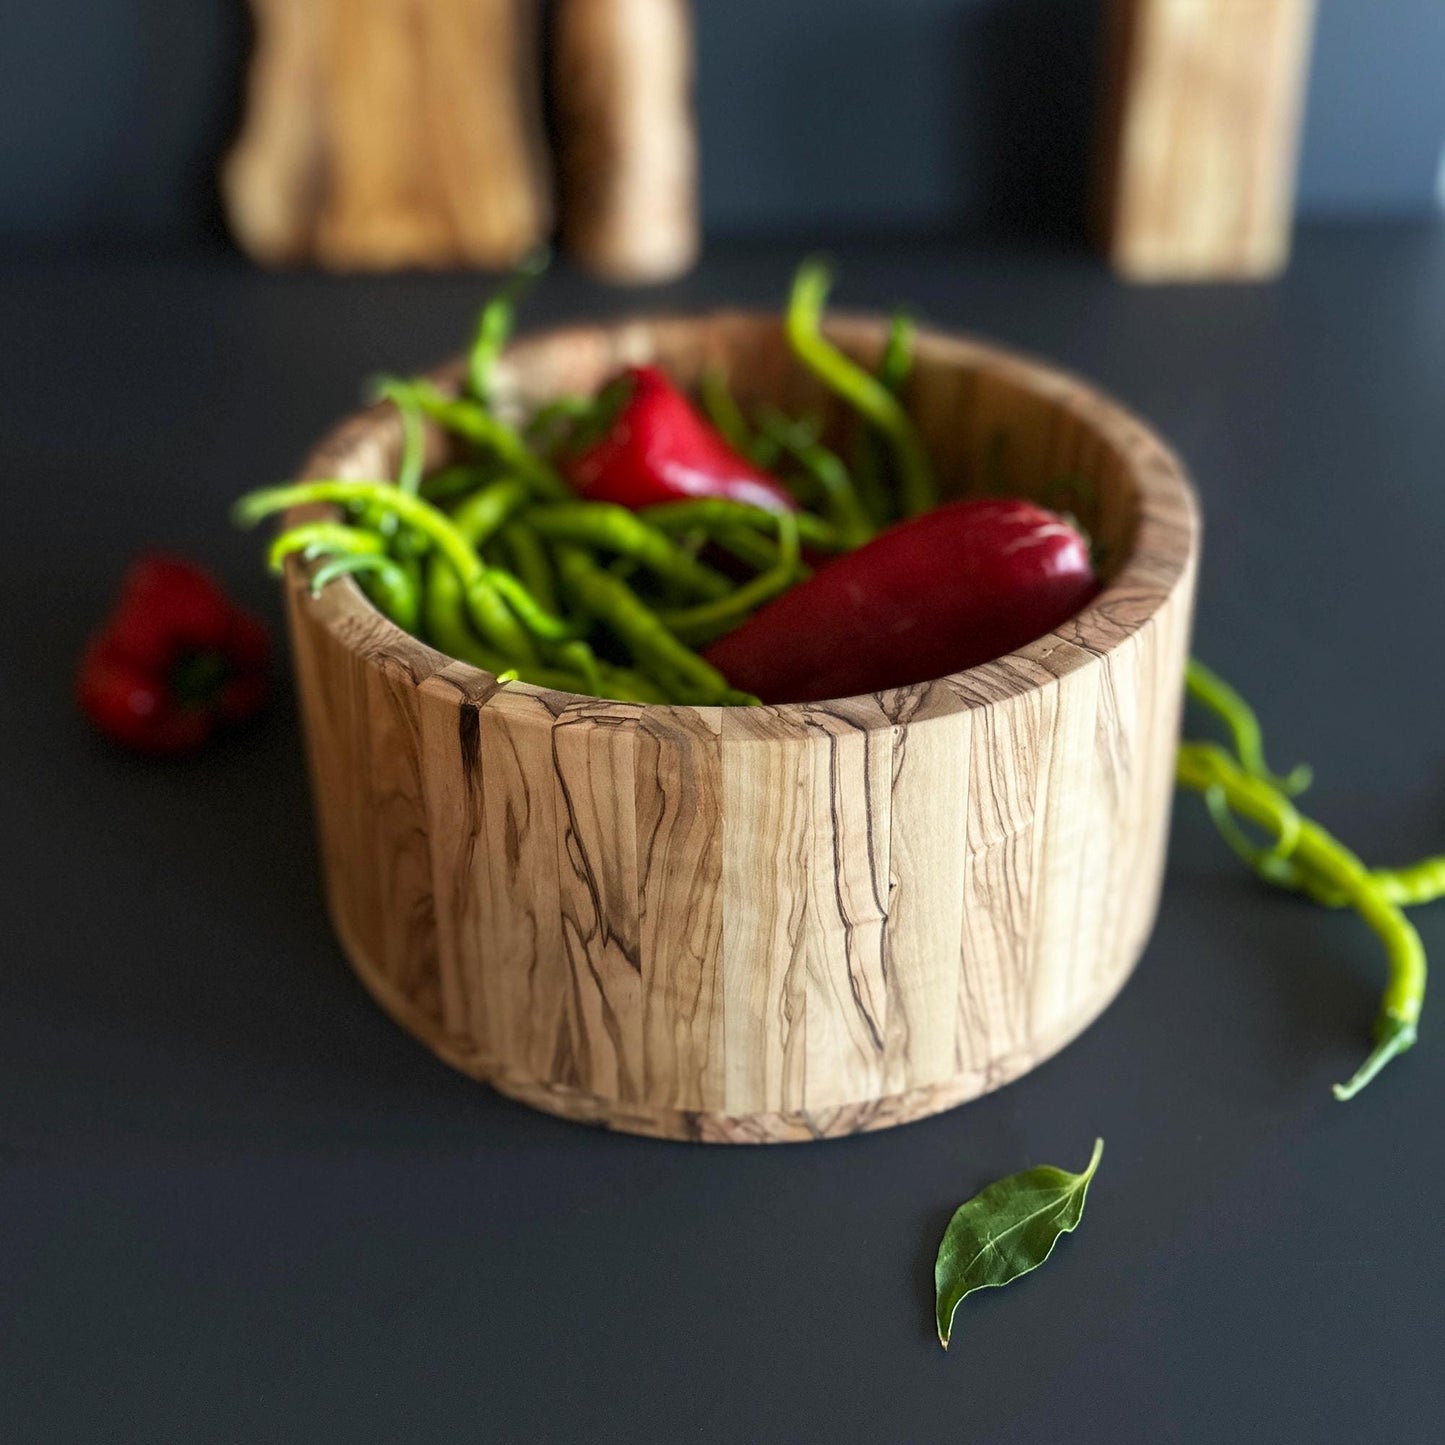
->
(483, 312, 1161, 589)
(297, 310, 1196, 711)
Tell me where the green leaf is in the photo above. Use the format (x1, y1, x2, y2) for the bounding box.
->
(935, 1138, 1103, 1348)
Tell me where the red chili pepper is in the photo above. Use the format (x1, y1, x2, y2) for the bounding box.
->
(704, 499, 1099, 702)
(561, 365, 796, 513)
(76, 554, 271, 755)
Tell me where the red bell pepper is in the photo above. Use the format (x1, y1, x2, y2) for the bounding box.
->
(704, 499, 1098, 702)
(561, 365, 796, 513)
(76, 554, 270, 755)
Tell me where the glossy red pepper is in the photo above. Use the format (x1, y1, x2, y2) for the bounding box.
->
(561, 365, 796, 513)
(76, 555, 270, 755)
(704, 499, 1098, 702)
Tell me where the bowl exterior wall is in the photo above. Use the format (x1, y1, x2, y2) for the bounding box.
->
(285, 559, 1194, 1143)
(282, 313, 1198, 1142)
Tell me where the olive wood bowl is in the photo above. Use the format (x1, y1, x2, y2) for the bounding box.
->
(282, 312, 1199, 1143)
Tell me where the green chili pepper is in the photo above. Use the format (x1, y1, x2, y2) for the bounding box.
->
(852, 310, 914, 527)
(699, 366, 753, 452)
(436, 481, 597, 672)
(1186, 663, 1445, 904)
(420, 554, 648, 700)
(399, 380, 569, 501)
(1220, 833, 1445, 913)
(553, 545, 753, 705)
(707, 525, 783, 573)
(1198, 758, 1303, 870)
(638, 497, 844, 552)
(483, 567, 582, 643)
(234, 480, 538, 662)
(786, 259, 935, 517)
(879, 310, 914, 393)
(756, 407, 874, 548)
(699, 367, 781, 469)
(266, 522, 385, 572)
(527, 503, 735, 601)
(1373, 858, 1445, 908)
(372, 378, 427, 495)
(425, 560, 658, 700)
(657, 511, 802, 645)
(422, 554, 495, 668)
(1176, 740, 1425, 1100)
(420, 463, 498, 504)
(310, 552, 420, 632)
(467, 246, 550, 402)
(1186, 658, 1313, 795)
(450, 478, 531, 548)
(238, 480, 472, 577)
(497, 520, 561, 616)
(526, 377, 632, 460)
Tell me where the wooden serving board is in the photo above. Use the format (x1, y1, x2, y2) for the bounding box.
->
(553, 0, 699, 282)
(1096, 0, 1318, 281)
(223, 0, 551, 270)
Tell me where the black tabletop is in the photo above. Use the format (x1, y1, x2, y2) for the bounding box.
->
(4, 226, 1444, 1444)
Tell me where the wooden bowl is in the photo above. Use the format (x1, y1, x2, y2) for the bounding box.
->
(283, 313, 1199, 1142)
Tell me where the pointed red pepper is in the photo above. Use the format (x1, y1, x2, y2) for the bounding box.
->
(703, 499, 1099, 703)
(561, 365, 796, 513)
(76, 555, 271, 755)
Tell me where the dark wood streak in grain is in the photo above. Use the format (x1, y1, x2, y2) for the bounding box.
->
(806, 710, 887, 1057)
(634, 708, 724, 1110)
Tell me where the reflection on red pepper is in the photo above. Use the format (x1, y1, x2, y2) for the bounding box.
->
(704, 499, 1099, 703)
(561, 365, 796, 513)
(76, 555, 270, 755)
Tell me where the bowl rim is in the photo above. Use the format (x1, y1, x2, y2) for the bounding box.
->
(284, 308, 1200, 730)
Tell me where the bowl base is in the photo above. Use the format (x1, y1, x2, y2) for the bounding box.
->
(340, 924, 1142, 1144)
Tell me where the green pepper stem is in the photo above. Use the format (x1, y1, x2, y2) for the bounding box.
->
(402, 380, 569, 500)
(467, 246, 550, 402)
(851, 309, 914, 529)
(785, 259, 935, 517)
(1186, 659, 1312, 794)
(1332, 1017, 1418, 1102)
(372, 378, 427, 495)
(1177, 740, 1425, 1099)
(757, 407, 874, 548)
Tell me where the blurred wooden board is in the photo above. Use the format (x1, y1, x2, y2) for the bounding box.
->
(552, 0, 698, 283)
(223, 0, 550, 270)
(1096, 0, 1317, 281)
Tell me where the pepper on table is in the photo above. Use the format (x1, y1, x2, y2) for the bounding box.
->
(560, 365, 798, 514)
(76, 554, 270, 755)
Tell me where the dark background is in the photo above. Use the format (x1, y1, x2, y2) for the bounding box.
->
(4, 3, 1445, 1443)
(6, 229, 1445, 1443)
(1, 0, 1442, 251)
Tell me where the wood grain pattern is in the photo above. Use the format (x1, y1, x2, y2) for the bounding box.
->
(223, 0, 550, 270)
(1096, 0, 1317, 281)
(552, 0, 698, 282)
(282, 312, 1199, 1142)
